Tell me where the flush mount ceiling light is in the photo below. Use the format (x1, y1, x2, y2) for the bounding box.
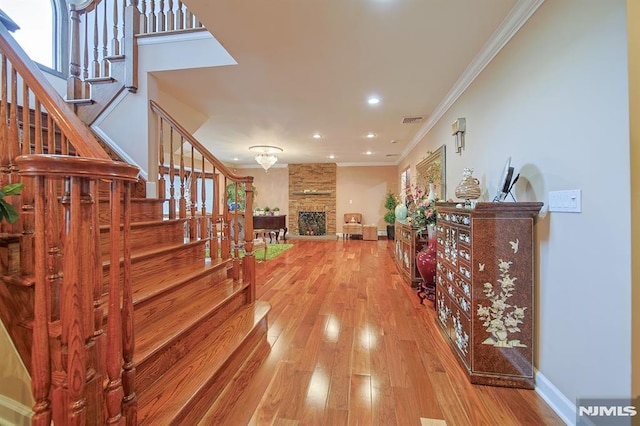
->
(367, 96, 380, 105)
(249, 145, 283, 171)
(312, 133, 322, 139)
(366, 132, 376, 138)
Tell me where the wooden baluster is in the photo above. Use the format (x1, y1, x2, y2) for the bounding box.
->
(90, 181, 105, 384)
(112, 0, 120, 56)
(200, 154, 206, 244)
(21, 84, 34, 275)
(232, 181, 240, 280)
(167, 0, 175, 31)
(189, 145, 196, 240)
(82, 13, 89, 98)
(92, 8, 100, 78)
(105, 179, 124, 425)
(212, 173, 220, 260)
(139, 0, 148, 35)
(158, 0, 166, 32)
(243, 179, 255, 299)
(121, 181, 137, 425)
(8, 67, 20, 234)
(168, 126, 176, 220)
(179, 136, 186, 219)
(30, 175, 52, 426)
(149, 0, 156, 33)
(34, 99, 42, 154)
(47, 115, 54, 154)
(176, 0, 184, 30)
(68, 5, 83, 100)
(185, 7, 194, 29)
(21, 83, 30, 155)
(157, 118, 165, 199)
(102, 0, 110, 76)
(61, 177, 88, 424)
(120, 0, 126, 53)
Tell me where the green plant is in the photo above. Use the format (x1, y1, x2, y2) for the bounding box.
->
(383, 192, 397, 225)
(226, 182, 258, 206)
(263, 206, 270, 212)
(0, 182, 24, 223)
(273, 206, 280, 212)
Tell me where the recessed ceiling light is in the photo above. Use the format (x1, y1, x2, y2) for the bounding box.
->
(329, 154, 335, 159)
(233, 157, 239, 161)
(312, 133, 322, 139)
(390, 139, 397, 144)
(365, 151, 373, 155)
(367, 96, 380, 105)
(366, 133, 376, 138)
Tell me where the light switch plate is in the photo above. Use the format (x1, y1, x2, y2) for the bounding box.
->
(548, 190, 581, 213)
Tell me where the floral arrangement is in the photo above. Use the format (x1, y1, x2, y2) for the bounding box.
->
(405, 183, 437, 236)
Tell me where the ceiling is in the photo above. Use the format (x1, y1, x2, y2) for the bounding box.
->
(155, 0, 522, 169)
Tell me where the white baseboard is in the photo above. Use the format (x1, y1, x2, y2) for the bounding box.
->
(0, 395, 32, 426)
(535, 370, 575, 425)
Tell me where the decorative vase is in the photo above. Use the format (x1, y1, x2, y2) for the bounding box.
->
(416, 225, 437, 304)
(426, 182, 436, 203)
(394, 203, 408, 221)
(455, 168, 481, 200)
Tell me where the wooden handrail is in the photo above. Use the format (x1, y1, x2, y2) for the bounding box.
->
(150, 100, 251, 183)
(0, 22, 109, 160)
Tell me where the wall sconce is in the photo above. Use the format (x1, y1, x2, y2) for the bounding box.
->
(452, 118, 466, 154)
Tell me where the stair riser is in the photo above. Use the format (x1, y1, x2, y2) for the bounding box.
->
(99, 220, 187, 259)
(175, 318, 268, 425)
(132, 267, 230, 318)
(136, 286, 251, 392)
(102, 241, 206, 292)
(98, 198, 165, 225)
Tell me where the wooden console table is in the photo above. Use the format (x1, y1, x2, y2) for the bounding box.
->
(253, 215, 288, 242)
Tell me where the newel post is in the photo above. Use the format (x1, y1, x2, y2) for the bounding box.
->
(243, 179, 256, 301)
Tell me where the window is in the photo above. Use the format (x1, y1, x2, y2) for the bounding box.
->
(0, 0, 68, 74)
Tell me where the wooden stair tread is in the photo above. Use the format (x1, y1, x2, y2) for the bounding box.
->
(103, 239, 203, 266)
(137, 301, 271, 425)
(99, 217, 185, 231)
(130, 258, 229, 305)
(134, 277, 247, 361)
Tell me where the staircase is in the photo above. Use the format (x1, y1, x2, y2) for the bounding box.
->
(0, 5, 270, 424)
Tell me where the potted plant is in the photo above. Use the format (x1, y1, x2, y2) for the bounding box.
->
(383, 192, 397, 240)
(0, 182, 24, 224)
(226, 182, 258, 211)
(263, 206, 270, 216)
(272, 207, 280, 215)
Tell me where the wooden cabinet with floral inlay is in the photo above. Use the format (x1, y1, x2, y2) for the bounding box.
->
(435, 202, 542, 389)
(393, 221, 425, 288)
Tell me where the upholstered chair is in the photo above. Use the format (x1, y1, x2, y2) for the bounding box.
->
(342, 213, 363, 239)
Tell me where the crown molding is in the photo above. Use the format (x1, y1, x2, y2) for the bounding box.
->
(401, 0, 546, 162)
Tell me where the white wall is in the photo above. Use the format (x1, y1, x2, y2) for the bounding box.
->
(401, 0, 630, 419)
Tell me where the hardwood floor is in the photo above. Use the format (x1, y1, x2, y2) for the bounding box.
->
(205, 239, 564, 426)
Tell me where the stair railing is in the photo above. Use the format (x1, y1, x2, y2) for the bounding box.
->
(68, 0, 205, 101)
(150, 100, 257, 300)
(1, 18, 140, 425)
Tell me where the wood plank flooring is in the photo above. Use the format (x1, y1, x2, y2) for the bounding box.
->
(210, 239, 564, 426)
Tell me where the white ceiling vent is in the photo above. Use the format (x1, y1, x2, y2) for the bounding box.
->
(401, 115, 425, 124)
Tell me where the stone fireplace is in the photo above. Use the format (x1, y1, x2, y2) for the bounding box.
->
(288, 163, 336, 236)
(298, 212, 326, 236)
